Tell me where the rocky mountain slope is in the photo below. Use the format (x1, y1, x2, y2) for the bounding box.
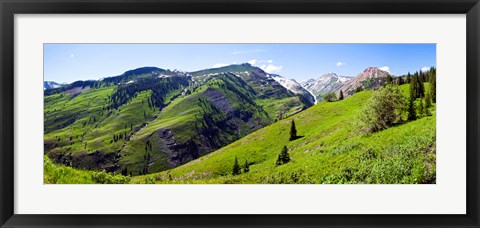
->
(269, 74, 316, 104)
(301, 67, 391, 100)
(301, 73, 351, 100)
(337, 67, 390, 96)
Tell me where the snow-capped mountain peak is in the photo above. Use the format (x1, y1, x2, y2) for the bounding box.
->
(44, 81, 67, 90)
(268, 74, 316, 105)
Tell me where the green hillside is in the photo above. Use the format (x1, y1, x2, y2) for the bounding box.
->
(44, 156, 130, 184)
(133, 83, 436, 184)
(44, 66, 312, 177)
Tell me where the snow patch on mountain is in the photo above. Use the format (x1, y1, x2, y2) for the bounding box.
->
(44, 81, 67, 90)
(301, 73, 352, 99)
(269, 74, 316, 105)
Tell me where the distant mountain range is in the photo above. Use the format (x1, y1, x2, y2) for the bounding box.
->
(301, 67, 391, 100)
(44, 81, 66, 90)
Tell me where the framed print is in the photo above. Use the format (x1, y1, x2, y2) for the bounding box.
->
(1, 0, 479, 227)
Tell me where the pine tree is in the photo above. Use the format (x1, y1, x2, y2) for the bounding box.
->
(386, 74, 393, 84)
(429, 67, 436, 103)
(276, 146, 291, 165)
(425, 93, 432, 116)
(410, 76, 418, 99)
(396, 77, 404, 85)
(407, 72, 412, 84)
(419, 98, 424, 117)
(338, 90, 344, 100)
(243, 160, 250, 173)
(289, 120, 297, 141)
(417, 76, 425, 98)
(408, 95, 417, 121)
(232, 157, 241, 175)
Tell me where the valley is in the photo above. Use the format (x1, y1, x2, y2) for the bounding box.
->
(44, 63, 437, 184)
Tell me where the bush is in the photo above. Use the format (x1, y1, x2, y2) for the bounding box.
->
(323, 92, 337, 102)
(91, 170, 131, 184)
(358, 85, 405, 132)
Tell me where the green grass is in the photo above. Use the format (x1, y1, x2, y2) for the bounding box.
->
(44, 155, 131, 184)
(44, 155, 96, 184)
(44, 88, 158, 156)
(133, 84, 436, 184)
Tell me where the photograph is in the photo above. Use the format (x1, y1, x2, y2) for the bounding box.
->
(43, 43, 436, 184)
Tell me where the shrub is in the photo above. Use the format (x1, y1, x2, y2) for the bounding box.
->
(323, 92, 337, 102)
(358, 85, 405, 132)
(91, 170, 131, 184)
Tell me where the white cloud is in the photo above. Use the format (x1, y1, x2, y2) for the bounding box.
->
(260, 64, 283, 73)
(421, 66, 430, 72)
(70, 54, 75, 58)
(248, 59, 258, 65)
(249, 59, 274, 66)
(336, 61, 346, 67)
(379, 66, 390, 73)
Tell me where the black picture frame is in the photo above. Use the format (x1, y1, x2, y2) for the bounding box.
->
(1, 0, 479, 227)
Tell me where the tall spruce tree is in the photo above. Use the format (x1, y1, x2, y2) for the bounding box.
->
(339, 90, 344, 100)
(425, 93, 432, 116)
(429, 67, 436, 103)
(417, 76, 425, 98)
(276, 146, 291, 165)
(232, 157, 241, 175)
(396, 77, 404, 85)
(410, 76, 418, 99)
(419, 98, 425, 117)
(243, 160, 250, 173)
(289, 120, 297, 141)
(408, 95, 417, 121)
(386, 74, 393, 85)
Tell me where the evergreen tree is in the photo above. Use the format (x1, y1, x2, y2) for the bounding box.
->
(355, 86, 363, 93)
(417, 76, 425, 98)
(419, 98, 424, 117)
(338, 90, 344, 100)
(232, 157, 241, 175)
(407, 72, 412, 84)
(425, 93, 432, 116)
(386, 74, 393, 85)
(289, 120, 297, 141)
(396, 77, 404, 85)
(408, 95, 417, 121)
(410, 76, 418, 99)
(429, 67, 436, 103)
(243, 160, 250, 173)
(276, 146, 291, 165)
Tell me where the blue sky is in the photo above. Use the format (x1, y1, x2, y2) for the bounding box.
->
(44, 44, 436, 83)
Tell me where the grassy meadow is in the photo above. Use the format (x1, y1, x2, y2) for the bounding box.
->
(45, 82, 436, 184)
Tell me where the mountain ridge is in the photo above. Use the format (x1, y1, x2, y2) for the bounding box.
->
(44, 63, 313, 176)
